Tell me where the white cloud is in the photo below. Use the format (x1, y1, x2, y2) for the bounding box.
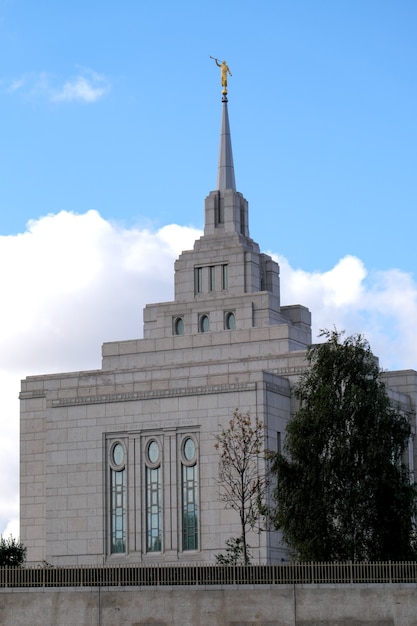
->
(0, 210, 199, 537)
(275, 252, 417, 370)
(51, 71, 110, 103)
(1, 210, 416, 538)
(7, 78, 25, 92)
(5, 69, 110, 103)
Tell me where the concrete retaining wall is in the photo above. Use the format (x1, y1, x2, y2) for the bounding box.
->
(1, 584, 416, 625)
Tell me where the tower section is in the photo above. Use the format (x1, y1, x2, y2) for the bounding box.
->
(144, 96, 311, 344)
(20, 84, 313, 567)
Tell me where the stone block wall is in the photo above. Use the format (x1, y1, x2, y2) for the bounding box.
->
(1, 584, 416, 625)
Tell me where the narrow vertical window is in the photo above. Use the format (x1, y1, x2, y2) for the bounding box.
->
(209, 266, 215, 292)
(225, 311, 235, 330)
(174, 316, 184, 335)
(240, 206, 245, 235)
(215, 193, 223, 225)
(195, 267, 203, 294)
(110, 442, 126, 554)
(182, 437, 199, 551)
(222, 264, 228, 290)
(146, 440, 162, 552)
(199, 314, 209, 333)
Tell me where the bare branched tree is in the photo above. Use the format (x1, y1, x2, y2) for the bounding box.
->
(214, 409, 266, 564)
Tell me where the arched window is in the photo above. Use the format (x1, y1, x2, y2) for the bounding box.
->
(174, 317, 184, 335)
(225, 311, 235, 330)
(146, 440, 162, 552)
(199, 314, 209, 333)
(110, 442, 127, 554)
(181, 436, 199, 551)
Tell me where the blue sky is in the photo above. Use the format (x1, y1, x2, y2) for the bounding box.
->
(1, 1, 417, 538)
(2, 1, 416, 271)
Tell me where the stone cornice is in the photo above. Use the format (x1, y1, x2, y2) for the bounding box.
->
(274, 366, 308, 376)
(19, 389, 47, 400)
(49, 382, 257, 408)
(20, 369, 308, 406)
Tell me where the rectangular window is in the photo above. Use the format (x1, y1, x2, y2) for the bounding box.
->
(182, 464, 198, 550)
(240, 206, 245, 235)
(215, 194, 223, 225)
(209, 266, 215, 292)
(111, 469, 126, 553)
(222, 264, 228, 290)
(146, 466, 162, 552)
(195, 267, 203, 294)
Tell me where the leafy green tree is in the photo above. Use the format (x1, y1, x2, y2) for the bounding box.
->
(214, 409, 266, 565)
(215, 536, 250, 565)
(0, 536, 27, 567)
(269, 329, 417, 562)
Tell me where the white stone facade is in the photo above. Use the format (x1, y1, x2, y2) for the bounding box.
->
(20, 99, 417, 566)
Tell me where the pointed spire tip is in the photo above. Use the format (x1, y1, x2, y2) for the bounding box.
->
(217, 97, 236, 192)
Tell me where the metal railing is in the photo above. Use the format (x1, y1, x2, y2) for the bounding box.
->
(1, 562, 417, 588)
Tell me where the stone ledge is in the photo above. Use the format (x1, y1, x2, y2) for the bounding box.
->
(50, 382, 257, 407)
(19, 389, 47, 400)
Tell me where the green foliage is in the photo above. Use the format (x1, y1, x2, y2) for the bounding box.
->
(269, 329, 417, 562)
(214, 409, 266, 565)
(0, 536, 27, 567)
(215, 536, 251, 565)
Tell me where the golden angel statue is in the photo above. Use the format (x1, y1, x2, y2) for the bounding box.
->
(210, 57, 232, 95)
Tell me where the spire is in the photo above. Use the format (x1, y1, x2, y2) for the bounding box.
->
(216, 97, 236, 192)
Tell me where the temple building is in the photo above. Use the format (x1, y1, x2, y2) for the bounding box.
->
(20, 90, 417, 566)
